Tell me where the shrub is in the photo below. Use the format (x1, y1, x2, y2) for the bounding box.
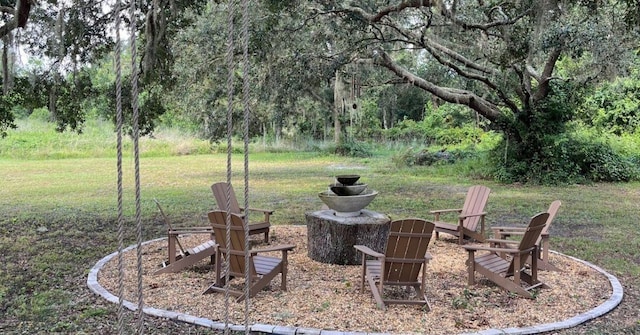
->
(391, 147, 478, 167)
(579, 76, 640, 135)
(490, 133, 639, 184)
(335, 139, 373, 158)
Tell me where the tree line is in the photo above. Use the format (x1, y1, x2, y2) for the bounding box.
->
(1, 1, 639, 184)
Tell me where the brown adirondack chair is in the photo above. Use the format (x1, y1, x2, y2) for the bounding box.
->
(431, 185, 491, 244)
(153, 199, 216, 275)
(211, 182, 271, 243)
(491, 200, 561, 271)
(354, 218, 435, 310)
(463, 212, 550, 298)
(203, 210, 295, 301)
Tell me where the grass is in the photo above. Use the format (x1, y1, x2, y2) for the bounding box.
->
(0, 120, 639, 334)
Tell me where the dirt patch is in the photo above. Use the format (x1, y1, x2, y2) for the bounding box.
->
(98, 225, 612, 334)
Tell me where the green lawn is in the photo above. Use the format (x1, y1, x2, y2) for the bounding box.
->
(1, 152, 639, 334)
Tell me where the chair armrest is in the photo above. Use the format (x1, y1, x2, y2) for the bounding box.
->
(462, 244, 521, 254)
(459, 212, 487, 219)
(250, 244, 295, 255)
(492, 226, 526, 233)
(168, 226, 213, 234)
(485, 238, 519, 244)
(429, 208, 462, 215)
(241, 207, 274, 215)
(354, 245, 384, 258)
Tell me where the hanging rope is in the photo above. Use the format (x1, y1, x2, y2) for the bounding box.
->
(113, 0, 125, 333)
(114, 1, 144, 333)
(112, 1, 252, 333)
(222, 0, 236, 333)
(128, 0, 146, 332)
(221, 0, 252, 332)
(241, 0, 252, 331)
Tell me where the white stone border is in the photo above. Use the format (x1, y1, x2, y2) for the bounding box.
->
(88, 241, 623, 335)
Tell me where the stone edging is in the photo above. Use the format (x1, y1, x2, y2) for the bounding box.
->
(87, 240, 623, 335)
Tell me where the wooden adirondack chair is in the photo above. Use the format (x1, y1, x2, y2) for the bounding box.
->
(353, 218, 435, 310)
(491, 200, 561, 271)
(211, 182, 272, 243)
(203, 210, 295, 301)
(153, 199, 216, 275)
(463, 212, 550, 298)
(431, 185, 491, 244)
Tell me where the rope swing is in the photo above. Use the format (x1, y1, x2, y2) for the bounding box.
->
(222, 0, 253, 333)
(112, 0, 253, 333)
(114, 0, 145, 333)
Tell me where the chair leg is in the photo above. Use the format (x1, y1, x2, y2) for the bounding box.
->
(466, 250, 476, 285)
(359, 255, 366, 293)
(458, 221, 465, 244)
(366, 274, 385, 310)
(281, 252, 288, 291)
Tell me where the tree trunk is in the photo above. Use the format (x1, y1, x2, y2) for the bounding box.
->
(333, 70, 344, 143)
(306, 209, 390, 265)
(2, 35, 10, 95)
(48, 85, 57, 122)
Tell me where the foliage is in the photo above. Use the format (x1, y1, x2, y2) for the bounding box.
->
(384, 102, 486, 146)
(490, 131, 639, 185)
(334, 138, 373, 158)
(103, 76, 166, 138)
(54, 71, 95, 133)
(0, 92, 19, 138)
(488, 80, 610, 184)
(579, 75, 640, 135)
(0, 0, 639, 188)
(393, 147, 478, 168)
(350, 97, 384, 140)
(376, 83, 430, 126)
(168, 2, 338, 142)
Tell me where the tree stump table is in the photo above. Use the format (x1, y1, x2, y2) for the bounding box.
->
(305, 209, 391, 265)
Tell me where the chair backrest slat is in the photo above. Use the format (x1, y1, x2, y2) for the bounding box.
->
(212, 182, 242, 213)
(508, 212, 549, 274)
(208, 210, 255, 277)
(540, 200, 561, 241)
(460, 185, 491, 232)
(384, 219, 435, 282)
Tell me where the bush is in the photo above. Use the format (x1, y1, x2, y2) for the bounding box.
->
(490, 133, 639, 184)
(384, 102, 489, 146)
(579, 76, 640, 135)
(391, 147, 477, 167)
(335, 139, 373, 158)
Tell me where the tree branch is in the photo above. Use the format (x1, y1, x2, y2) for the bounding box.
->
(532, 48, 561, 102)
(439, 4, 532, 31)
(423, 35, 498, 76)
(0, 6, 14, 15)
(347, 0, 434, 23)
(0, 0, 32, 39)
(373, 49, 502, 122)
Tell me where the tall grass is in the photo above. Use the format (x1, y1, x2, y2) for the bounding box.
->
(0, 118, 211, 159)
(0, 117, 344, 159)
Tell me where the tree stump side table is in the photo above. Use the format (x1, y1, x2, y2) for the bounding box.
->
(305, 209, 391, 265)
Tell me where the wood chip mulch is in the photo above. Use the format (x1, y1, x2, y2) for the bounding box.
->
(98, 225, 611, 334)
